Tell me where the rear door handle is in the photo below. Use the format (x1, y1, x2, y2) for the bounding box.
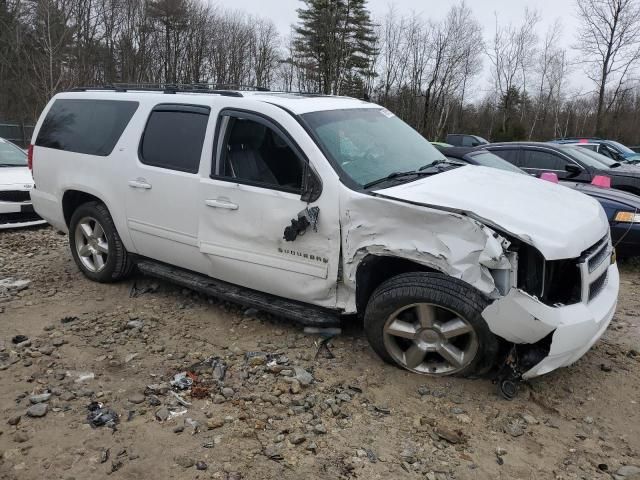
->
(205, 198, 238, 210)
(128, 179, 152, 190)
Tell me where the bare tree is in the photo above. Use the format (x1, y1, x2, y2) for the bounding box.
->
(576, 0, 640, 135)
(486, 8, 539, 135)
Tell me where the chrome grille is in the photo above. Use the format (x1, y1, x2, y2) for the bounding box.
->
(588, 243, 609, 273)
(578, 235, 612, 303)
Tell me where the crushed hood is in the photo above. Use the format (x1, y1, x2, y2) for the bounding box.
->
(0, 166, 34, 188)
(378, 166, 609, 260)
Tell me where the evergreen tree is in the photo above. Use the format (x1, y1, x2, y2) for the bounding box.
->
(294, 0, 377, 95)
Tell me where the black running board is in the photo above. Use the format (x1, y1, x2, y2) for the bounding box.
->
(135, 259, 341, 327)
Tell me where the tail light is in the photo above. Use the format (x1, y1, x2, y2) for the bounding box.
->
(27, 144, 34, 171)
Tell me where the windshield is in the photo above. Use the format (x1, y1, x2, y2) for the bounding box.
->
(303, 108, 446, 187)
(467, 151, 525, 174)
(607, 140, 635, 154)
(559, 145, 617, 169)
(0, 139, 27, 167)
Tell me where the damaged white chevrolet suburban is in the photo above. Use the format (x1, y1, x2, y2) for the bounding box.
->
(29, 87, 619, 385)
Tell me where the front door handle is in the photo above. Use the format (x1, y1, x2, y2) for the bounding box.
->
(205, 198, 238, 210)
(128, 179, 152, 190)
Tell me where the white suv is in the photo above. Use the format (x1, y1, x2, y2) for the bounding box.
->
(29, 87, 619, 384)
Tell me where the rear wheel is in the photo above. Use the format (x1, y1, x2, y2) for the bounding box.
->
(69, 201, 133, 282)
(364, 272, 498, 377)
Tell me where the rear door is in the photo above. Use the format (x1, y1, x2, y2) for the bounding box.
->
(125, 103, 211, 273)
(197, 103, 341, 308)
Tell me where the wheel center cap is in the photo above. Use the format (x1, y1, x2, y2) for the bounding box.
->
(417, 328, 440, 343)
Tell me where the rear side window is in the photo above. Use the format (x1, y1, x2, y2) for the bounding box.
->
(522, 150, 566, 170)
(35, 99, 138, 156)
(140, 105, 209, 173)
(490, 148, 520, 166)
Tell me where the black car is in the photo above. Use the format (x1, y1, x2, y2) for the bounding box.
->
(482, 142, 640, 195)
(438, 146, 640, 258)
(445, 134, 489, 147)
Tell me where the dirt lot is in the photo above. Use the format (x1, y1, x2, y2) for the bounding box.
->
(0, 226, 639, 480)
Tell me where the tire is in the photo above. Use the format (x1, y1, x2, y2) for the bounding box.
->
(364, 272, 498, 377)
(69, 201, 134, 283)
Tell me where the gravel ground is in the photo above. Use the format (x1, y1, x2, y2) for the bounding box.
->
(0, 226, 639, 480)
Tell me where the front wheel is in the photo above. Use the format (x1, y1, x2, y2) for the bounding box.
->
(69, 201, 133, 283)
(364, 272, 499, 377)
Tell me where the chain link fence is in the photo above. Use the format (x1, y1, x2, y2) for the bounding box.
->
(0, 123, 35, 148)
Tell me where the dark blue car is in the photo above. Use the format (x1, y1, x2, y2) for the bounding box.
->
(436, 146, 640, 258)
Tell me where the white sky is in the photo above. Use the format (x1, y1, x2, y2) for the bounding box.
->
(223, 0, 587, 96)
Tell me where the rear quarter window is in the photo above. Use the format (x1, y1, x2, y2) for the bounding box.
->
(35, 99, 138, 156)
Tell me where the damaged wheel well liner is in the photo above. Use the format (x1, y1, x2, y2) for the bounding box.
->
(355, 254, 440, 314)
(62, 190, 103, 227)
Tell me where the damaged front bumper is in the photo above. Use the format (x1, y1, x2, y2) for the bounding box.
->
(483, 263, 619, 379)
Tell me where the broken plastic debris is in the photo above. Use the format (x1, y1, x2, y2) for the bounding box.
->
(168, 409, 188, 419)
(67, 371, 95, 383)
(168, 390, 192, 407)
(87, 402, 119, 429)
(170, 372, 193, 390)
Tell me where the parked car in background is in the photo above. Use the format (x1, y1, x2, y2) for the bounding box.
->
(438, 146, 640, 259)
(430, 141, 453, 149)
(28, 87, 618, 383)
(484, 141, 640, 195)
(552, 138, 640, 164)
(0, 137, 46, 229)
(445, 134, 489, 147)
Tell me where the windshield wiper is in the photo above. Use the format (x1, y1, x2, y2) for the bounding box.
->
(364, 170, 434, 189)
(418, 159, 465, 170)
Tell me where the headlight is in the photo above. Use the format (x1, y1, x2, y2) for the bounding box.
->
(614, 211, 640, 223)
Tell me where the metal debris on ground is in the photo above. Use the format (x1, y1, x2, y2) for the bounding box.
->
(188, 356, 227, 381)
(314, 336, 335, 360)
(11, 335, 28, 344)
(87, 402, 119, 429)
(170, 372, 193, 390)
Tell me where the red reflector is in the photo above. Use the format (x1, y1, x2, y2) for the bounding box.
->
(579, 138, 588, 143)
(27, 144, 34, 170)
(540, 172, 559, 183)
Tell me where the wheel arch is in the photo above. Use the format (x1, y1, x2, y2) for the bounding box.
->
(355, 254, 442, 314)
(62, 189, 108, 227)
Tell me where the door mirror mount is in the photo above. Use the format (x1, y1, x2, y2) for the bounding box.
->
(565, 164, 582, 176)
(301, 163, 322, 203)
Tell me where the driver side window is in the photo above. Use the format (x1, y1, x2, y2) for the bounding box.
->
(215, 115, 304, 192)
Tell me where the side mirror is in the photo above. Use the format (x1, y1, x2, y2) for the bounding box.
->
(471, 141, 480, 147)
(565, 164, 582, 176)
(301, 163, 322, 203)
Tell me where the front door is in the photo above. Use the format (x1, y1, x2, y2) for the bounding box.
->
(198, 107, 340, 308)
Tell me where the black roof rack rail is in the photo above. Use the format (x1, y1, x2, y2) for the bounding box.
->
(69, 83, 271, 97)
